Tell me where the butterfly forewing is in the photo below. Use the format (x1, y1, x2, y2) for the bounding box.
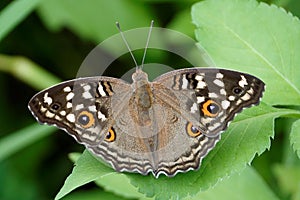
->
(28, 77, 132, 146)
(153, 68, 265, 137)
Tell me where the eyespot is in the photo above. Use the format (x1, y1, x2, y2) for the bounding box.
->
(105, 127, 116, 142)
(233, 87, 243, 95)
(50, 103, 61, 111)
(186, 122, 201, 137)
(77, 111, 95, 128)
(201, 100, 220, 117)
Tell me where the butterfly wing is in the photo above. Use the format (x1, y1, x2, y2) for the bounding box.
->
(28, 76, 132, 146)
(153, 68, 265, 137)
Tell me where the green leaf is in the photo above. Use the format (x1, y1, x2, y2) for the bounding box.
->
(0, 124, 55, 162)
(55, 150, 115, 200)
(57, 150, 148, 200)
(167, 8, 195, 38)
(61, 189, 128, 200)
(273, 164, 300, 199)
(191, 166, 279, 200)
(37, 0, 154, 43)
(129, 103, 296, 200)
(192, 0, 300, 105)
(0, 0, 42, 42)
(291, 119, 300, 158)
(57, 103, 298, 200)
(95, 173, 148, 199)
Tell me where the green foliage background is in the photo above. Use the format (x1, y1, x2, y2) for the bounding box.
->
(0, 0, 300, 200)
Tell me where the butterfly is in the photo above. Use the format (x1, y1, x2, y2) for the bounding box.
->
(28, 21, 265, 178)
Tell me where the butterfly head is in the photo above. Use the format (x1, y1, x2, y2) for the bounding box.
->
(132, 68, 149, 84)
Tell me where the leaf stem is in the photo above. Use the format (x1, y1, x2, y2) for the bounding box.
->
(0, 54, 61, 90)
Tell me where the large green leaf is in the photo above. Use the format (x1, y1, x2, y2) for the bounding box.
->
(129, 103, 296, 199)
(56, 103, 298, 200)
(192, 0, 300, 105)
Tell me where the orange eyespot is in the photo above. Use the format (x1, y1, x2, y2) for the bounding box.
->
(77, 111, 95, 128)
(186, 122, 201, 137)
(105, 128, 116, 142)
(201, 100, 220, 117)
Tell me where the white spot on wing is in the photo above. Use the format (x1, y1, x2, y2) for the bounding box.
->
(60, 110, 66, 116)
(195, 75, 203, 81)
(241, 93, 251, 101)
(238, 75, 248, 87)
(89, 105, 97, 112)
(45, 110, 55, 118)
(66, 114, 76, 122)
(190, 103, 198, 113)
(213, 79, 224, 87)
(195, 75, 206, 88)
(40, 106, 47, 113)
(216, 73, 223, 79)
(66, 92, 74, 101)
(83, 85, 91, 91)
(197, 81, 206, 89)
(55, 115, 62, 120)
(181, 75, 188, 89)
(208, 93, 218, 98)
(66, 102, 72, 108)
(197, 96, 205, 103)
(63, 86, 72, 92)
(228, 96, 235, 101)
(98, 83, 107, 97)
(97, 111, 107, 121)
(248, 88, 254, 95)
(220, 88, 226, 95)
(82, 91, 93, 99)
(75, 104, 84, 110)
(221, 100, 230, 109)
(43, 92, 53, 105)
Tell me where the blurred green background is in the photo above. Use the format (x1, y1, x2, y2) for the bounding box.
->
(0, 0, 300, 200)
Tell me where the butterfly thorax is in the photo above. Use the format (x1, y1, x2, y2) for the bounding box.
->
(130, 69, 154, 127)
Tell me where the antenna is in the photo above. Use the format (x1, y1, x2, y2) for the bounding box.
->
(116, 22, 139, 69)
(116, 21, 154, 71)
(141, 20, 154, 70)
